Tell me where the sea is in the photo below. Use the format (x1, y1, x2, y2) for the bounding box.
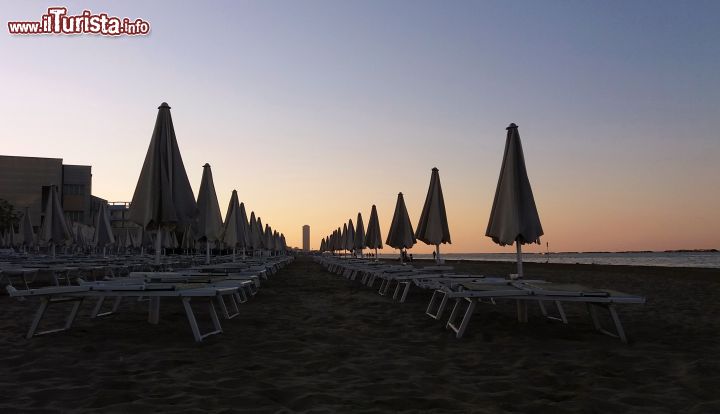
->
(377, 251, 720, 269)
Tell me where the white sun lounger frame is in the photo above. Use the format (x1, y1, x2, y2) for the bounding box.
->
(425, 283, 645, 343)
(6, 284, 240, 342)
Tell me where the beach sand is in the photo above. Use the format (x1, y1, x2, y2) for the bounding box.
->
(0, 257, 718, 413)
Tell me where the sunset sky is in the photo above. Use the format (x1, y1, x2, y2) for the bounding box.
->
(1, 1, 718, 253)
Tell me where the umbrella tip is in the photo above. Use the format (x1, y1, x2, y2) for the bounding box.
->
(159, 102, 171, 109)
(506, 123, 518, 130)
(203, 163, 210, 168)
(432, 167, 439, 171)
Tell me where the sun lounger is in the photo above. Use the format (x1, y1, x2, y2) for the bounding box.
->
(425, 280, 645, 343)
(6, 283, 241, 342)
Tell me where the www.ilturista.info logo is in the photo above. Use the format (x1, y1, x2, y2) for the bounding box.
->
(7, 7, 150, 36)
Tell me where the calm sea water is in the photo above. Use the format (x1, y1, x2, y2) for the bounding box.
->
(377, 251, 720, 268)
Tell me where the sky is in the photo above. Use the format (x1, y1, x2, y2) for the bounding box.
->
(1, 0, 719, 253)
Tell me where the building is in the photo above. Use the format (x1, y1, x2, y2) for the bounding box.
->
(302, 225, 310, 251)
(0, 155, 96, 228)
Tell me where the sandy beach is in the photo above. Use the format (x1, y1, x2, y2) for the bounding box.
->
(1, 256, 718, 413)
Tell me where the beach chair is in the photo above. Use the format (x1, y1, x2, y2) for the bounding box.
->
(425, 280, 645, 343)
(6, 283, 241, 342)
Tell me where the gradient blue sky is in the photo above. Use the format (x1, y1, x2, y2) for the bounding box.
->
(2, 1, 719, 252)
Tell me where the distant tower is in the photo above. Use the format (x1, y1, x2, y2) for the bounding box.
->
(302, 225, 310, 251)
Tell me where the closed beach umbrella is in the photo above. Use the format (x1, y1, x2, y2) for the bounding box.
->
(485, 123, 543, 278)
(17, 207, 35, 249)
(256, 217, 265, 251)
(196, 163, 223, 263)
(222, 192, 239, 257)
(354, 212, 366, 257)
(264, 224, 275, 255)
(248, 212, 263, 254)
(346, 219, 355, 253)
(129, 102, 197, 264)
(416, 167, 451, 263)
(238, 202, 250, 256)
(129, 228, 141, 249)
(341, 224, 347, 254)
(140, 228, 153, 253)
(180, 223, 195, 252)
(74, 223, 89, 250)
(123, 227, 136, 250)
(161, 228, 178, 249)
(280, 233, 287, 253)
(38, 185, 72, 258)
(320, 238, 326, 252)
(386, 192, 416, 263)
(93, 203, 116, 255)
(1, 230, 8, 248)
(365, 205, 383, 259)
(7, 226, 18, 249)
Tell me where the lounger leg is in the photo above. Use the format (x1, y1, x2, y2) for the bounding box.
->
(216, 296, 230, 318)
(392, 282, 402, 300)
(516, 300, 528, 323)
(378, 279, 387, 295)
(91, 296, 106, 318)
(27, 298, 50, 339)
(111, 297, 122, 313)
(586, 303, 628, 343)
(235, 290, 247, 304)
(608, 305, 628, 344)
(538, 300, 568, 324)
(182, 298, 203, 342)
(209, 300, 222, 333)
(587, 303, 601, 331)
(384, 280, 395, 296)
(447, 298, 476, 339)
(148, 297, 160, 324)
(64, 299, 82, 330)
(556, 301, 568, 324)
(399, 282, 411, 303)
(27, 297, 83, 339)
(437, 292, 449, 318)
(216, 294, 240, 319)
(426, 290, 449, 320)
(457, 299, 477, 338)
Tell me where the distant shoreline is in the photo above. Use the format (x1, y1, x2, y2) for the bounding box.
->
(375, 249, 719, 255)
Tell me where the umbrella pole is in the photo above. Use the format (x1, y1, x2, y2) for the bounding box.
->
(51, 243, 55, 258)
(436, 244, 440, 264)
(233, 247, 236, 262)
(155, 231, 161, 265)
(516, 241, 524, 278)
(206, 242, 210, 264)
(375, 247, 378, 262)
(515, 240, 528, 323)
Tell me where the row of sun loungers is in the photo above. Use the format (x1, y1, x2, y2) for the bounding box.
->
(315, 256, 645, 343)
(2, 255, 294, 342)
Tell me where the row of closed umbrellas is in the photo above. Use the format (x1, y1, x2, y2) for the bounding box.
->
(3, 187, 119, 257)
(320, 123, 544, 275)
(128, 102, 289, 264)
(27, 102, 288, 264)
